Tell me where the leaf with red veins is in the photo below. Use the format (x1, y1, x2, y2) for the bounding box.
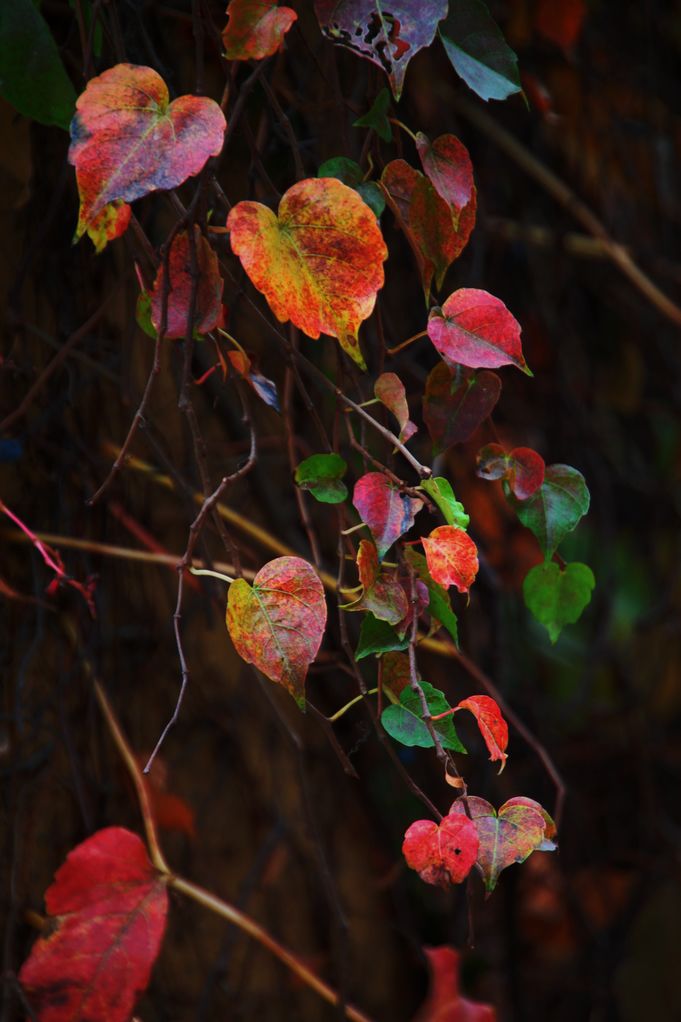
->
(85, 199, 131, 253)
(455, 695, 508, 773)
(477, 444, 545, 500)
(402, 814, 479, 887)
(343, 539, 409, 626)
(150, 228, 223, 339)
(353, 472, 424, 558)
(222, 0, 297, 60)
(69, 64, 226, 236)
(225, 556, 327, 708)
(427, 289, 531, 374)
(449, 796, 550, 892)
(227, 177, 387, 368)
(421, 525, 479, 593)
(424, 363, 502, 451)
(19, 827, 168, 1022)
(375, 372, 417, 442)
(413, 946, 497, 1022)
(415, 132, 477, 237)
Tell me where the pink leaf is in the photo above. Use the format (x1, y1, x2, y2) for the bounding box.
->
(427, 289, 530, 374)
(353, 472, 423, 558)
(403, 814, 479, 887)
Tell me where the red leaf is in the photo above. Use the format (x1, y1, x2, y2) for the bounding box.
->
(136, 754, 197, 839)
(476, 445, 545, 500)
(455, 695, 508, 773)
(403, 814, 479, 887)
(421, 525, 479, 593)
(415, 132, 477, 236)
(427, 289, 530, 374)
(19, 827, 168, 1022)
(535, 0, 586, 50)
(225, 556, 327, 707)
(374, 372, 417, 442)
(223, 0, 297, 60)
(423, 363, 501, 451)
(69, 64, 226, 236)
(353, 472, 424, 558)
(413, 946, 496, 1022)
(150, 228, 223, 339)
(343, 539, 409, 626)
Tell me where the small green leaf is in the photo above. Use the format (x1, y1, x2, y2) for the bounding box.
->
(318, 156, 363, 187)
(135, 291, 156, 339)
(421, 477, 470, 529)
(439, 0, 521, 103)
(353, 87, 392, 142)
(0, 0, 77, 129)
(509, 464, 590, 558)
(404, 549, 459, 647)
(356, 181, 385, 218)
(295, 453, 348, 504)
(355, 613, 409, 660)
(523, 560, 595, 643)
(382, 681, 466, 752)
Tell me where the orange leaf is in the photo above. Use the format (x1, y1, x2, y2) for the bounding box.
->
(421, 525, 479, 593)
(456, 695, 508, 772)
(227, 177, 387, 368)
(223, 0, 297, 60)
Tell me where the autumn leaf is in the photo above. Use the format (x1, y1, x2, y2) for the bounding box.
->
(415, 132, 477, 240)
(69, 64, 226, 237)
(352, 472, 423, 558)
(477, 444, 545, 499)
(439, 0, 521, 103)
(455, 695, 508, 772)
(19, 827, 168, 1022)
(421, 525, 479, 593)
(428, 289, 530, 373)
(375, 372, 417, 442)
(523, 560, 595, 642)
(355, 613, 409, 660)
(150, 228, 223, 339)
(508, 464, 590, 557)
(413, 946, 497, 1022)
(449, 796, 552, 892)
(502, 796, 557, 850)
(380, 650, 412, 699)
(382, 681, 466, 752)
(402, 814, 479, 887)
(404, 548, 459, 647)
(342, 539, 409, 626)
(225, 556, 327, 707)
(85, 199, 131, 254)
(423, 362, 502, 451)
(295, 453, 348, 504)
(535, 0, 586, 51)
(227, 177, 387, 368)
(421, 477, 470, 529)
(222, 0, 297, 60)
(314, 0, 448, 100)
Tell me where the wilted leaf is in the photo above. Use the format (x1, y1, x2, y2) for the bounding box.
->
(0, 0, 77, 129)
(428, 288, 530, 373)
(415, 132, 477, 240)
(355, 613, 409, 660)
(405, 548, 459, 647)
(424, 362, 501, 451)
(295, 453, 348, 503)
(226, 556, 326, 707)
(422, 525, 479, 593)
(343, 539, 409, 625)
(455, 695, 508, 772)
(84, 200, 131, 254)
(352, 472, 423, 558)
(509, 464, 590, 557)
(413, 946, 497, 1022)
(477, 444, 545, 499)
(421, 477, 469, 529)
(382, 681, 466, 752)
(227, 177, 387, 368)
(375, 372, 417, 442)
(222, 0, 297, 60)
(19, 827, 168, 1021)
(353, 87, 392, 141)
(523, 560, 595, 642)
(69, 64, 226, 236)
(403, 814, 479, 887)
(314, 0, 448, 100)
(449, 796, 550, 892)
(150, 228, 223, 339)
(439, 0, 521, 102)
(224, 349, 281, 411)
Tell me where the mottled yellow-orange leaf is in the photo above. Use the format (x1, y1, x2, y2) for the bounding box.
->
(227, 178, 387, 368)
(85, 199, 131, 253)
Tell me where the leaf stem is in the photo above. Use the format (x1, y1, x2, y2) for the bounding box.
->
(386, 330, 428, 356)
(328, 688, 379, 722)
(189, 566, 235, 584)
(389, 117, 418, 144)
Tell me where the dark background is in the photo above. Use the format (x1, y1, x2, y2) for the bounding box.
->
(2, 1, 681, 1019)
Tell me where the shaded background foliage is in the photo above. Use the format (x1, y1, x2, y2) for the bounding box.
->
(2, 1, 681, 1019)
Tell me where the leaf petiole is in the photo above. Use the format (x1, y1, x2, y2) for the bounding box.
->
(189, 567, 235, 584)
(328, 688, 379, 722)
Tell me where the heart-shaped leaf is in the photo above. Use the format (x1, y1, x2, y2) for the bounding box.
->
(415, 132, 477, 232)
(19, 828, 168, 1022)
(353, 87, 392, 141)
(353, 472, 423, 558)
(226, 556, 326, 707)
(382, 681, 466, 752)
(523, 560, 595, 642)
(374, 372, 417, 442)
(403, 814, 479, 887)
(295, 453, 348, 504)
(428, 289, 530, 373)
(455, 695, 508, 772)
(477, 444, 545, 499)
(421, 525, 479, 593)
(69, 64, 226, 236)
(509, 464, 590, 557)
(421, 477, 470, 529)
(227, 177, 387, 368)
(150, 228, 223, 339)
(439, 0, 521, 102)
(424, 363, 502, 451)
(222, 0, 297, 60)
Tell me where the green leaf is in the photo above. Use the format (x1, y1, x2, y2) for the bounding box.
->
(439, 0, 521, 103)
(523, 560, 595, 643)
(421, 477, 470, 529)
(509, 464, 590, 558)
(318, 156, 363, 187)
(382, 681, 466, 752)
(0, 0, 77, 129)
(295, 453, 348, 504)
(355, 613, 409, 661)
(356, 181, 385, 218)
(135, 291, 156, 339)
(352, 87, 392, 142)
(404, 549, 459, 647)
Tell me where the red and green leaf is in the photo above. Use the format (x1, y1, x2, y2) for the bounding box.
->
(523, 560, 595, 642)
(19, 827, 168, 1022)
(477, 444, 545, 499)
(427, 289, 530, 373)
(352, 472, 423, 558)
(374, 372, 417, 442)
(227, 177, 387, 368)
(150, 228, 223, 339)
(342, 539, 409, 626)
(423, 363, 502, 451)
(222, 0, 297, 60)
(69, 64, 226, 236)
(225, 556, 327, 707)
(421, 525, 479, 593)
(404, 548, 459, 647)
(508, 463, 590, 557)
(402, 814, 479, 887)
